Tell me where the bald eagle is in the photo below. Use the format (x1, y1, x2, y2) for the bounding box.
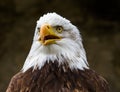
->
(6, 13, 109, 92)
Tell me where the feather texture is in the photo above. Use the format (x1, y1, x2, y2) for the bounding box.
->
(7, 61, 109, 92)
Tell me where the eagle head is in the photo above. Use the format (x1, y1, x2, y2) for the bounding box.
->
(22, 13, 89, 72)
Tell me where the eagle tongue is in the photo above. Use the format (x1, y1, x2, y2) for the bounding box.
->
(44, 35, 59, 40)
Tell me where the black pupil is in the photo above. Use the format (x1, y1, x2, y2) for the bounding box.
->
(58, 28, 61, 30)
(56, 26, 62, 31)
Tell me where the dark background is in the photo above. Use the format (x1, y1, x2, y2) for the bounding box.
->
(0, 0, 120, 92)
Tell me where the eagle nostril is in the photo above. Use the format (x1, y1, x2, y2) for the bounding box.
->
(46, 25, 50, 29)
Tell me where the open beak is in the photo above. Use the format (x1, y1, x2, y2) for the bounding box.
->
(39, 24, 61, 45)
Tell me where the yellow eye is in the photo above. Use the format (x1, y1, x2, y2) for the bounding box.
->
(56, 26, 63, 33)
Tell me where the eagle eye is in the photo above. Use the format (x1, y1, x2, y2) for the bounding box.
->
(55, 26, 63, 33)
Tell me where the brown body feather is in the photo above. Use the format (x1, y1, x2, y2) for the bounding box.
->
(6, 61, 109, 92)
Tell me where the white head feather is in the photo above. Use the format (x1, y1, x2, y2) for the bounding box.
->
(22, 13, 89, 72)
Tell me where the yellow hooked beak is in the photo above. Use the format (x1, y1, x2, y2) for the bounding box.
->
(39, 24, 61, 45)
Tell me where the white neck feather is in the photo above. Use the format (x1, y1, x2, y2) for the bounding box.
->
(22, 38, 89, 72)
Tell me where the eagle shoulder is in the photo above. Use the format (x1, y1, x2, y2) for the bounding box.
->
(6, 69, 33, 92)
(76, 69, 109, 92)
(6, 72, 22, 92)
